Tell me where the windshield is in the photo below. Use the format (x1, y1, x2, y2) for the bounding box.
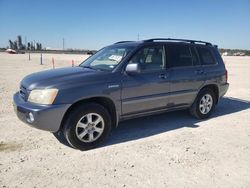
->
(80, 45, 135, 71)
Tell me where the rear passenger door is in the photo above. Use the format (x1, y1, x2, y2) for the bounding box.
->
(167, 44, 205, 107)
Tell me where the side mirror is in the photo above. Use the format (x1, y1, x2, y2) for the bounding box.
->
(125, 63, 141, 74)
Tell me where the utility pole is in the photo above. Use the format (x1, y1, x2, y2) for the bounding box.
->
(63, 38, 65, 50)
(137, 33, 140, 41)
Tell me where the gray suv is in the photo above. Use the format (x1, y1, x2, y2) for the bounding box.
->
(13, 38, 229, 150)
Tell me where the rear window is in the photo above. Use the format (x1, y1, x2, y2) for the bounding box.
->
(168, 45, 193, 67)
(197, 47, 216, 65)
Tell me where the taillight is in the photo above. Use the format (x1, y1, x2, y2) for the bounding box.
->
(223, 60, 228, 83)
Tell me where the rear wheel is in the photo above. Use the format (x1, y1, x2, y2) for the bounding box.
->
(189, 88, 216, 119)
(63, 103, 112, 150)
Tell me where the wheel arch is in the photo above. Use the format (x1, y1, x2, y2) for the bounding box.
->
(60, 96, 118, 131)
(198, 84, 219, 104)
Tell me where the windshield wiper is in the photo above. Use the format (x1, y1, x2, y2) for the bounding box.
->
(82, 65, 107, 72)
(82, 65, 97, 70)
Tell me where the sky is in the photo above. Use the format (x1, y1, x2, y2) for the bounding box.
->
(0, 0, 250, 50)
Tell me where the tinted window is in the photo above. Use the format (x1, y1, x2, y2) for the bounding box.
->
(190, 47, 199, 66)
(168, 45, 193, 67)
(129, 46, 164, 72)
(197, 47, 216, 65)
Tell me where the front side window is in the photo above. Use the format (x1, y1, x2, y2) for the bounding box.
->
(168, 44, 193, 67)
(129, 45, 165, 72)
(197, 47, 216, 65)
(80, 45, 135, 71)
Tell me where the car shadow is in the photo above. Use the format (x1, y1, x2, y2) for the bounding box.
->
(103, 97, 250, 147)
(54, 97, 250, 150)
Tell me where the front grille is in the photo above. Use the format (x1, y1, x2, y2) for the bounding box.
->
(19, 85, 27, 101)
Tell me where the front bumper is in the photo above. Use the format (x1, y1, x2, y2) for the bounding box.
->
(13, 92, 71, 132)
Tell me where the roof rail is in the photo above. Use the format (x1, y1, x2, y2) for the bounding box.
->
(114, 41, 135, 44)
(144, 38, 212, 46)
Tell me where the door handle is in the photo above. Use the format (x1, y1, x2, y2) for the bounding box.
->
(195, 69, 204, 75)
(159, 74, 168, 79)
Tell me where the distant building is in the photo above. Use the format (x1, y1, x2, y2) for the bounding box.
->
(35, 43, 42, 50)
(8, 35, 43, 51)
(17, 35, 23, 50)
(27, 42, 31, 50)
(9, 40, 13, 49)
(13, 41, 17, 50)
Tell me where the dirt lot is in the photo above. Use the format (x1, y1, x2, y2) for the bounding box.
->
(0, 52, 249, 188)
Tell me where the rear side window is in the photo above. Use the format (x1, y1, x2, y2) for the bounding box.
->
(168, 45, 193, 67)
(197, 47, 216, 65)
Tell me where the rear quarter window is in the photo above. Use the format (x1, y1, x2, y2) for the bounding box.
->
(168, 44, 193, 67)
(197, 47, 217, 65)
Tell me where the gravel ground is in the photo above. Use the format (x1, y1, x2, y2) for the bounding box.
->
(0, 53, 249, 188)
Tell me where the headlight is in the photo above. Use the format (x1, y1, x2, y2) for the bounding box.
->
(28, 88, 58, 105)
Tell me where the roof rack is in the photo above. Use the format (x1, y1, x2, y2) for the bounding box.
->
(144, 38, 212, 46)
(114, 41, 135, 44)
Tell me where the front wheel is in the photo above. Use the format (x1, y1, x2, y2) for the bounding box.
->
(63, 103, 112, 150)
(189, 88, 216, 119)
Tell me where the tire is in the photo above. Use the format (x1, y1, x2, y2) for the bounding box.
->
(189, 88, 216, 119)
(53, 130, 73, 148)
(63, 103, 112, 150)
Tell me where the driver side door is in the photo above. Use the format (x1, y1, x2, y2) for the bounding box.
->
(121, 45, 170, 115)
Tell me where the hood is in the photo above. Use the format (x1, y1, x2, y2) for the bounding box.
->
(21, 67, 104, 90)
